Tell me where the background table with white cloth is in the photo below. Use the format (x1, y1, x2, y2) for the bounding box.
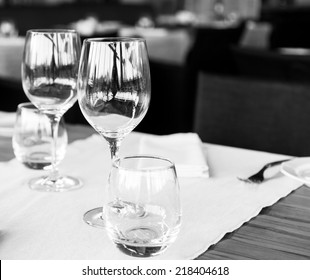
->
(0, 123, 309, 260)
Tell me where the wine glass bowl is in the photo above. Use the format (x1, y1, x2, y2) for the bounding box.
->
(21, 29, 82, 192)
(77, 37, 151, 227)
(22, 29, 81, 116)
(78, 37, 151, 142)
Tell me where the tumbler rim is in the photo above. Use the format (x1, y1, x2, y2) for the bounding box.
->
(113, 155, 175, 172)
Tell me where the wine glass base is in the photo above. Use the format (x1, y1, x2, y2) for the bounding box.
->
(83, 207, 105, 228)
(29, 175, 83, 192)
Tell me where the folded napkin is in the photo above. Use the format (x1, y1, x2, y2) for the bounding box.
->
(139, 133, 209, 178)
(0, 111, 15, 137)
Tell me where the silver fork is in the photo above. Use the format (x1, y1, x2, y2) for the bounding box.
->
(238, 158, 292, 183)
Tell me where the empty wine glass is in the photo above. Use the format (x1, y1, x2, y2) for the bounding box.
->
(77, 37, 151, 227)
(104, 155, 182, 257)
(22, 29, 82, 192)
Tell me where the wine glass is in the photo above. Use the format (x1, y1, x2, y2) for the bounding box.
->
(22, 29, 82, 192)
(77, 37, 151, 227)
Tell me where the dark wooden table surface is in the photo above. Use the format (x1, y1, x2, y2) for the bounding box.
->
(1, 124, 309, 260)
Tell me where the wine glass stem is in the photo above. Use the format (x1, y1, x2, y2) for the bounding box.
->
(47, 114, 61, 181)
(107, 137, 122, 162)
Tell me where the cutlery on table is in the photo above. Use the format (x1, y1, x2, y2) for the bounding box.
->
(238, 158, 292, 184)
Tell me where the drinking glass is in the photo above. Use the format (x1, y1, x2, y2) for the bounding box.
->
(12, 102, 68, 170)
(104, 155, 181, 257)
(78, 38, 151, 227)
(22, 29, 82, 192)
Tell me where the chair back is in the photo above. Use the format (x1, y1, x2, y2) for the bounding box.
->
(193, 73, 310, 156)
(232, 46, 310, 83)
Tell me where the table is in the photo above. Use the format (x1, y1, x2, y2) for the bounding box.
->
(1, 124, 309, 260)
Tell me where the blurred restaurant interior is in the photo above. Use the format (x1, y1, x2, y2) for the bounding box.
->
(2, 0, 310, 156)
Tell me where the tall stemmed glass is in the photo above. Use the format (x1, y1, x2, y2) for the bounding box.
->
(22, 29, 82, 192)
(77, 38, 151, 227)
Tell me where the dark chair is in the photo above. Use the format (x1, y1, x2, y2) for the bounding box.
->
(136, 60, 186, 135)
(232, 46, 310, 84)
(269, 19, 310, 50)
(183, 22, 246, 131)
(261, 6, 310, 49)
(0, 78, 28, 112)
(187, 23, 246, 75)
(193, 73, 310, 156)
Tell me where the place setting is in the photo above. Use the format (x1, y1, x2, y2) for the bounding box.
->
(0, 27, 308, 260)
(1, 29, 205, 259)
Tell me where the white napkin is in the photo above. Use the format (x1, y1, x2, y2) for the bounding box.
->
(0, 133, 302, 260)
(0, 111, 15, 137)
(139, 133, 209, 178)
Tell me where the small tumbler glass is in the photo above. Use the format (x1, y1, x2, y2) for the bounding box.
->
(12, 102, 67, 170)
(104, 155, 182, 258)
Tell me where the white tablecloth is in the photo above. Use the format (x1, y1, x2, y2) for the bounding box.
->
(0, 132, 301, 260)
